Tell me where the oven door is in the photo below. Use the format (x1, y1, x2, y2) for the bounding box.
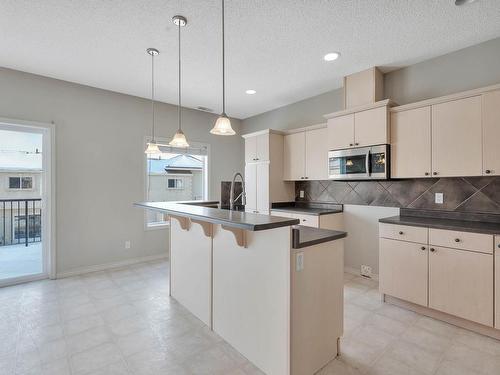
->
(328, 147, 370, 180)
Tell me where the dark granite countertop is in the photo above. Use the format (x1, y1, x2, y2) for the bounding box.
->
(135, 201, 299, 231)
(271, 202, 343, 216)
(379, 215, 500, 235)
(292, 226, 347, 249)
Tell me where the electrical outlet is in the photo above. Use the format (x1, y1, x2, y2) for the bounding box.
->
(360, 265, 372, 278)
(435, 193, 444, 204)
(296, 252, 304, 271)
(125, 240, 131, 249)
(299, 190, 305, 198)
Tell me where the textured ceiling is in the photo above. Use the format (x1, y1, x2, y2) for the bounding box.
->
(1, 0, 500, 119)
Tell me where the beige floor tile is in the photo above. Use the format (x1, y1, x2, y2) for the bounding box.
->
(413, 316, 463, 339)
(338, 337, 385, 373)
(435, 359, 483, 375)
(402, 325, 454, 353)
(364, 312, 409, 336)
(70, 342, 123, 374)
(454, 329, 500, 356)
(369, 356, 427, 375)
(385, 339, 443, 374)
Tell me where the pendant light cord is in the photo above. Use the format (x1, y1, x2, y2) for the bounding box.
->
(221, 0, 226, 116)
(151, 52, 156, 142)
(178, 21, 182, 131)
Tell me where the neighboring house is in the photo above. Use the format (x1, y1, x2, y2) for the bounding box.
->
(147, 154, 204, 202)
(146, 154, 205, 226)
(0, 168, 42, 245)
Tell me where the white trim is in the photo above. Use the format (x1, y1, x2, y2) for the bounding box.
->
(241, 128, 285, 138)
(57, 253, 169, 279)
(0, 273, 47, 288)
(323, 99, 395, 119)
(0, 117, 56, 282)
(344, 266, 379, 281)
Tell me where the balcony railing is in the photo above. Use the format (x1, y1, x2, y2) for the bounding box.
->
(1, 199, 42, 247)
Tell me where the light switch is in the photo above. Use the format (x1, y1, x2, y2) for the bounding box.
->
(299, 190, 305, 198)
(435, 193, 444, 204)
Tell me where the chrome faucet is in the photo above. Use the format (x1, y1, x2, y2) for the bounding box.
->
(229, 172, 246, 211)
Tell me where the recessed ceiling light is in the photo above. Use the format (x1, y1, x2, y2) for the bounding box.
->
(245, 89, 257, 95)
(323, 52, 340, 62)
(455, 0, 476, 5)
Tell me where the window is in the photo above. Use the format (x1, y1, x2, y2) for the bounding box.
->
(167, 178, 183, 189)
(9, 177, 33, 189)
(145, 139, 209, 228)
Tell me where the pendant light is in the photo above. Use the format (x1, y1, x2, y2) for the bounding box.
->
(169, 15, 190, 148)
(144, 48, 162, 154)
(210, 0, 236, 136)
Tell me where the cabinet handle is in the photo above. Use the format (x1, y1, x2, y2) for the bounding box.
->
(302, 219, 306, 222)
(305, 177, 309, 179)
(355, 143, 359, 146)
(424, 172, 430, 176)
(421, 246, 426, 251)
(349, 143, 354, 147)
(430, 248, 436, 252)
(454, 238, 460, 243)
(485, 170, 491, 174)
(433, 172, 438, 176)
(399, 231, 404, 235)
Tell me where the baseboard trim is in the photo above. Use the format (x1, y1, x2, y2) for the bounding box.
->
(385, 295, 500, 340)
(56, 253, 169, 279)
(344, 266, 379, 281)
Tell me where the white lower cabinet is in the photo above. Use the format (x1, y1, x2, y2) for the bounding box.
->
(429, 246, 493, 327)
(379, 223, 496, 328)
(379, 238, 428, 306)
(245, 163, 269, 214)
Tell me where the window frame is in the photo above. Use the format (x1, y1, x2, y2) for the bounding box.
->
(143, 137, 210, 230)
(167, 178, 184, 190)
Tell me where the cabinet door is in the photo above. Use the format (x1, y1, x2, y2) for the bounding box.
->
(256, 163, 270, 213)
(379, 238, 428, 306)
(495, 236, 500, 329)
(391, 107, 432, 178)
(431, 96, 482, 177)
(482, 91, 500, 176)
(354, 106, 389, 147)
(283, 132, 306, 180)
(305, 128, 328, 180)
(327, 114, 354, 150)
(429, 246, 493, 326)
(245, 136, 257, 163)
(255, 134, 269, 162)
(244, 163, 257, 212)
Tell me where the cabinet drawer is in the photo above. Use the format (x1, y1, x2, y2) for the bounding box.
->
(379, 223, 428, 244)
(294, 214, 319, 228)
(429, 229, 493, 254)
(270, 210, 295, 218)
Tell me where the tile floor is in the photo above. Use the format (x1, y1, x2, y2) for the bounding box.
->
(0, 261, 499, 375)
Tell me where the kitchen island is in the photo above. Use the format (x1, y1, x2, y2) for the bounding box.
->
(135, 201, 347, 375)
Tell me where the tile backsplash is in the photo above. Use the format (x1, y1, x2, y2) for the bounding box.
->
(295, 177, 500, 214)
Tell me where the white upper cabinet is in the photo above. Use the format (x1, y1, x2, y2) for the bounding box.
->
(431, 96, 482, 177)
(482, 90, 500, 176)
(327, 114, 354, 150)
(305, 128, 328, 180)
(391, 106, 432, 178)
(284, 132, 306, 180)
(284, 127, 328, 181)
(245, 133, 269, 163)
(354, 106, 389, 147)
(326, 104, 390, 151)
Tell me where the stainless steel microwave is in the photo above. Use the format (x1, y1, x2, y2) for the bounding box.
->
(328, 144, 390, 180)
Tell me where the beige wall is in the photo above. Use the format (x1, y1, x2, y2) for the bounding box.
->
(0, 67, 244, 274)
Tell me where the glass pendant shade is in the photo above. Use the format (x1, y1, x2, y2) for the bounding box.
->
(210, 115, 235, 135)
(169, 129, 190, 148)
(145, 141, 161, 154)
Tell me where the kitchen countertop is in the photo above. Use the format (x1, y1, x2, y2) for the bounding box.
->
(271, 202, 343, 216)
(379, 215, 500, 235)
(291, 225, 347, 249)
(135, 201, 299, 231)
